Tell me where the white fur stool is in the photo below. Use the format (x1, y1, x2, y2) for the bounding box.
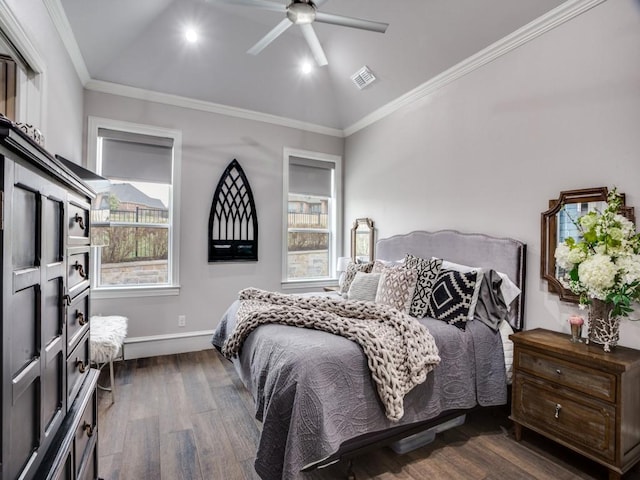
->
(90, 315, 128, 402)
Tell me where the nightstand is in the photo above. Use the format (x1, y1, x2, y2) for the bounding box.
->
(510, 328, 640, 480)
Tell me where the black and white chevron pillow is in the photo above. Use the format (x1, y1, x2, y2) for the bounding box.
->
(427, 269, 478, 329)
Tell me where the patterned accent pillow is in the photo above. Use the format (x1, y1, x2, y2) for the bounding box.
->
(339, 261, 374, 295)
(437, 259, 484, 320)
(404, 254, 443, 318)
(347, 272, 381, 302)
(427, 269, 478, 329)
(375, 268, 418, 314)
(371, 259, 405, 273)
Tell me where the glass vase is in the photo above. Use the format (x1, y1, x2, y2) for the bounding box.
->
(587, 298, 620, 352)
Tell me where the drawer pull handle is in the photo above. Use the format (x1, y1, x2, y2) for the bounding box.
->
(73, 261, 87, 279)
(83, 422, 94, 437)
(77, 359, 87, 373)
(74, 213, 85, 230)
(64, 294, 72, 306)
(77, 310, 87, 326)
(556, 369, 562, 375)
(554, 403, 562, 419)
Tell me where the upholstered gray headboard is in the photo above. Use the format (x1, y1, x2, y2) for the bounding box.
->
(376, 230, 527, 330)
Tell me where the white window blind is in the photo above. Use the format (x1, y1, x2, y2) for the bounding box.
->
(289, 156, 333, 197)
(99, 128, 173, 184)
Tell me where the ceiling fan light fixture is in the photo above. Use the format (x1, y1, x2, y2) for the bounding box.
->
(287, 1, 316, 24)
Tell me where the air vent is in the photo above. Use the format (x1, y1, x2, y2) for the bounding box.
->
(351, 66, 376, 90)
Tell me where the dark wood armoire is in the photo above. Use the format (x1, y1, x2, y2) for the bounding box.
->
(0, 115, 99, 480)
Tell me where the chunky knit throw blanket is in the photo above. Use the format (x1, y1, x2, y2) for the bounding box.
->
(222, 288, 441, 421)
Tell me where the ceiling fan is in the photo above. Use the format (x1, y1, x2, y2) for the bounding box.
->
(219, 0, 389, 66)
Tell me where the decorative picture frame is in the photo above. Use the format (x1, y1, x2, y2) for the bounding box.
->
(208, 159, 258, 262)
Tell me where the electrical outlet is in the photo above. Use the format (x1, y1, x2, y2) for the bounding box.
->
(178, 315, 186, 327)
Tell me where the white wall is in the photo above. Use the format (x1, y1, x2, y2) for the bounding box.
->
(10, 0, 640, 353)
(3, 0, 84, 159)
(84, 91, 344, 350)
(344, 0, 640, 347)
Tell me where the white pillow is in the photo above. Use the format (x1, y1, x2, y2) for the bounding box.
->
(499, 319, 515, 384)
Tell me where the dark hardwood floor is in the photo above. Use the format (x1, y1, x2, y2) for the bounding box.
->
(97, 350, 640, 480)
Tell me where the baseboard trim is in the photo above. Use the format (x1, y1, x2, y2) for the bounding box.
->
(123, 330, 215, 360)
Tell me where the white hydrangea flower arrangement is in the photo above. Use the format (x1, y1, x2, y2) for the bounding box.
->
(555, 188, 640, 318)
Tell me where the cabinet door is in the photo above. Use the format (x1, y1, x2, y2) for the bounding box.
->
(3, 160, 68, 480)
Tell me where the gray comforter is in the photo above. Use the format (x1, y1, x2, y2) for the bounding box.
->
(211, 298, 507, 480)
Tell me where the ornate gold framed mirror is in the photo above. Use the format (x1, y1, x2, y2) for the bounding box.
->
(541, 187, 635, 302)
(351, 218, 375, 263)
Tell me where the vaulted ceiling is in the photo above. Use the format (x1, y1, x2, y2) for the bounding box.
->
(58, 0, 566, 133)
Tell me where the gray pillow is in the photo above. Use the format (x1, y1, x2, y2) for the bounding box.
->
(347, 272, 381, 302)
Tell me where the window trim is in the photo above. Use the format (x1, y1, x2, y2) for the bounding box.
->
(87, 116, 181, 298)
(282, 147, 342, 289)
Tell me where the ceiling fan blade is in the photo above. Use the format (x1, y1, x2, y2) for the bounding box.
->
(299, 24, 328, 66)
(314, 12, 388, 33)
(208, 0, 285, 14)
(247, 18, 293, 55)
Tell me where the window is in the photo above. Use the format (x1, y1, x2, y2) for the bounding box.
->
(555, 200, 604, 279)
(283, 148, 342, 286)
(0, 54, 16, 119)
(557, 201, 604, 244)
(0, 8, 46, 127)
(88, 117, 181, 297)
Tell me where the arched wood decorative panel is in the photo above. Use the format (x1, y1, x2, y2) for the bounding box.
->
(208, 159, 258, 262)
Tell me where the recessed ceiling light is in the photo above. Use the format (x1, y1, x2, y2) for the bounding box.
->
(185, 27, 198, 43)
(300, 61, 313, 75)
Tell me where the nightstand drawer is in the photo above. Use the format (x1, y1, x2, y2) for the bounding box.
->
(513, 373, 616, 462)
(517, 349, 616, 402)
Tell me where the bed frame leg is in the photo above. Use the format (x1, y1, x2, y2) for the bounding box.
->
(346, 459, 356, 480)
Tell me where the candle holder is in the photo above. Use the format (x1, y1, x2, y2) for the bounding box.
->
(568, 315, 584, 343)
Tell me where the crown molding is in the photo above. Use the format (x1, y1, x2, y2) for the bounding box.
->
(43, 0, 90, 84)
(85, 79, 344, 137)
(343, 0, 607, 137)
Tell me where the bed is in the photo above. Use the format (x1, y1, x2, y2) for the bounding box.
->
(212, 230, 526, 480)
